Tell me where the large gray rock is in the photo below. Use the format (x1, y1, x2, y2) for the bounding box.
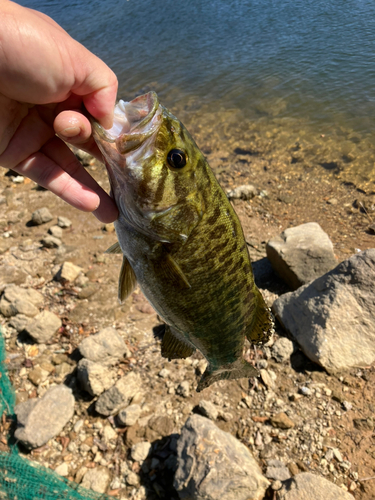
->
(95, 372, 142, 416)
(2, 285, 44, 307)
(278, 472, 353, 500)
(15, 385, 74, 449)
(77, 359, 116, 396)
(266, 222, 337, 290)
(273, 249, 375, 372)
(24, 310, 62, 343)
(0, 285, 44, 318)
(79, 326, 130, 362)
(174, 414, 269, 500)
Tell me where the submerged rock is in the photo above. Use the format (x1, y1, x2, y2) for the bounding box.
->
(266, 222, 337, 290)
(174, 414, 269, 500)
(273, 249, 375, 372)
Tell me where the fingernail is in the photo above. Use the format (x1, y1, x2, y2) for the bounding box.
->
(60, 126, 80, 138)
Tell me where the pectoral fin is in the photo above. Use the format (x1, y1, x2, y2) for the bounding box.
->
(158, 253, 191, 289)
(118, 255, 137, 302)
(106, 242, 122, 254)
(160, 324, 196, 360)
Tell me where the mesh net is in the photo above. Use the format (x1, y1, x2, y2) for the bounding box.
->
(0, 326, 110, 500)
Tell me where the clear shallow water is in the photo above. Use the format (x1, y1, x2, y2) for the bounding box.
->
(19, 0, 375, 189)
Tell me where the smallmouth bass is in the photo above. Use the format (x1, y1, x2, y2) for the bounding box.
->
(92, 92, 274, 391)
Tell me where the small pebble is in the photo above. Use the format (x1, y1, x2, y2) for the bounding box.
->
(57, 216, 72, 228)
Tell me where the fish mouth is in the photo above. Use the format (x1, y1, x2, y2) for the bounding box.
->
(92, 91, 161, 154)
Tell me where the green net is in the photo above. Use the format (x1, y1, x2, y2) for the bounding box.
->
(0, 326, 111, 500)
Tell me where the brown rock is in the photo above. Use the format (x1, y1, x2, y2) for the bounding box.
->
(270, 412, 295, 429)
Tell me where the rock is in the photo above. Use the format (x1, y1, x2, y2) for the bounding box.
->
(79, 326, 130, 362)
(55, 463, 69, 476)
(270, 412, 295, 429)
(271, 337, 295, 362)
(57, 262, 83, 282)
(196, 400, 219, 420)
(278, 472, 354, 500)
(48, 225, 63, 239)
(95, 372, 142, 416)
(0, 265, 27, 289)
(126, 471, 140, 486)
(14, 384, 74, 449)
(31, 208, 53, 225)
(227, 184, 258, 200)
(147, 415, 174, 438)
(117, 404, 142, 427)
(28, 366, 49, 386)
(176, 380, 190, 398)
(77, 284, 99, 300)
(77, 359, 116, 396)
(272, 250, 375, 372)
(266, 459, 291, 481)
(9, 314, 30, 332)
(260, 369, 275, 389)
(3, 285, 44, 307)
(24, 310, 62, 343)
(131, 441, 152, 462)
(102, 424, 118, 444)
(266, 222, 337, 290)
(81, 467, 111, 493)
(41, 236, 62, 248)
(57, 216, 72, 228)
(174, 414, 269, 500)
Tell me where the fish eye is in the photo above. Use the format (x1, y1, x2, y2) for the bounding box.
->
(167, 149, 187, 169)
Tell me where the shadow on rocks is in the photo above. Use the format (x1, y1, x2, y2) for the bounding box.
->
(136, 434, 180, 500)
(252, 257, 291, 295)
(290, 349, 325, 374)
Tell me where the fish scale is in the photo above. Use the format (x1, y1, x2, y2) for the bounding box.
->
(92, 91, 274, 391)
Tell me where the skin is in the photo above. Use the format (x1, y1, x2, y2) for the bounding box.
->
(0, 0, 119, 222)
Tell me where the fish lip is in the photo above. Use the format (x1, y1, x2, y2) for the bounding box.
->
(92, 91, 161, 154)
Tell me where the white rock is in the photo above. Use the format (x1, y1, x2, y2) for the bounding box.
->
(55, 463, 69, 477)
(131, 441, 152, 462)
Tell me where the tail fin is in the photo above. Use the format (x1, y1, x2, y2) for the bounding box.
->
(197, 359, 258, 392)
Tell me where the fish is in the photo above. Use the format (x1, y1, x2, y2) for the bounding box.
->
(91, 91, 274, 392)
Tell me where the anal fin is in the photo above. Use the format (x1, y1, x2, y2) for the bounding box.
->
(160, 324, 195, 360)
(118, 255, 137, 302)
(106, 241, 122, 254)
(197, 359, 258, 392)
(246, 291, 275, 345)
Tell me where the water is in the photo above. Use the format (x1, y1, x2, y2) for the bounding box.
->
(18, 0, 375, 190)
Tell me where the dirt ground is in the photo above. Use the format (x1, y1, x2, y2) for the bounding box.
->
(0, 118, 375, 499)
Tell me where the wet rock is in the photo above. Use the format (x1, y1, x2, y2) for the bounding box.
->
(41, 235, 62, 248)
(117, 404, 142, 427)
(266, 222, 337, 290)
(196, 400, 219, 420)
(273, 250, 375, 372)
(270, 412, 295, 429)
(57, 261, 83, 282)
(77, 359, 116, 396)
(24, 310, 62, 343)
(81, 467, 111, 493)
(57, 216, 72, 228)
(271, 337, 295, 362)
(31, 207, 53, 225)
(131, 441, 152, 462)
(174, 414, 269, 500)
(227, 184, 258, 201)
(95, 372, 142, 416)
(266, 459, 291, 481)
(79, 326, 130, 362)
(278, 472, 353, 500)
(14, 384, 74, 449)
(48, 225, 63, 239)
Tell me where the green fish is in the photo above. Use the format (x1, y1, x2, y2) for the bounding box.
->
(92, 92, 274, 392)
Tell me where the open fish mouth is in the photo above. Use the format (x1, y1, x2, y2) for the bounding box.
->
(92, 91, 162, 154)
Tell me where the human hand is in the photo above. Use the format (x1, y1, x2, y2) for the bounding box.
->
(0, 0, 119, 222)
